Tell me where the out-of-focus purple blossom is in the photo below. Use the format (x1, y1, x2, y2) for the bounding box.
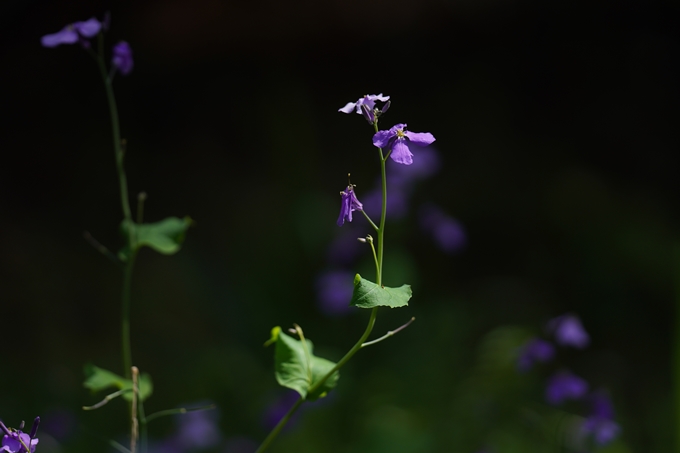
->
(175, 406, 221, 450)
(419, 205, 466, 254)
(0, 418, 39, 453)
(316, 270, 355, 316)
(338, 94, 390, 115)
(41, 17, 101, 48)
(337, 185, 363, 226)
(516, 338, 555, 372)
(545, 371, 589, 405)
(262, 390, 302, 431)
(579, 392, 620, 446)
(581, 416, 620, 446)
(361, 178, 410, 220)
(373, 123, 436, 165)
(327, 230, 363, 265)
(40, 408, 76, 442)
(389, 145, 441, 183)
(112, 41, 133, 75)
(547, 314, 590, 349)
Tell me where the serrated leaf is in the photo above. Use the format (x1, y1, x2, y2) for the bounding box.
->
(120, 216, 192, 258)
(83, 364, 153, 402)
(272, 329, 339, 401)
(350, 274, 412, 309)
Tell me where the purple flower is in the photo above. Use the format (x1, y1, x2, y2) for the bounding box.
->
(419, 205, 466, 254)
(373, 123, 436, 165)
(112, 41, 134, 76)
(547, 314, 590, 348)
(0, 418, 39, 453)
(516, 338, 555, 372)
(338, 94, 390, 115)
(545, 371, 589, 405)
(316, 270, 355, 316)
(41, 18, 101, 48)
(579, 392, 620, 445)
(337, 185, 363, 226)
(175, 406, 221, 450)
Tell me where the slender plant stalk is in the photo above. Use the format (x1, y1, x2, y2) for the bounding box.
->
(255, 120, 389, 453)
(96, 32, 136, 380)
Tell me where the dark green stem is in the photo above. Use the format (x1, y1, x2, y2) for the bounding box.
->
(255, 397, 304, 453)
(122, 252, 137, 379)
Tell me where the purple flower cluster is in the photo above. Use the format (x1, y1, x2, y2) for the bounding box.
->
(515, 314, 621, 447)
(41, 15, 134, 76)
(147, 406, 221, 453)
(0, 418, 39, 453)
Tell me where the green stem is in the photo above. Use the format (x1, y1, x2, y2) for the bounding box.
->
(96, 33, 133, 224)
(255, 397, 304, 453)
(122, 252, 137, 379)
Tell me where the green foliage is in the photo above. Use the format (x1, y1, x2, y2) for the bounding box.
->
(119, 216, 192, 260)
(83, 364, 153, 402)
(267, 327, 339, 401)
(350, 274, 412, 309)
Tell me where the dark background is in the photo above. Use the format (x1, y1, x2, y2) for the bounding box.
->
(1, 0, 679, 451)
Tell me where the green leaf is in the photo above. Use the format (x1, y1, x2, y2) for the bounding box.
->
(270, 329, 339, 401)
(83, 364, 153, 402)
(119, 216, 192, 259)
(350, 274, 412, 309)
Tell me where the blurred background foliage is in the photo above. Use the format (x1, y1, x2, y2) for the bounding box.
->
(1, 0, 679, 451)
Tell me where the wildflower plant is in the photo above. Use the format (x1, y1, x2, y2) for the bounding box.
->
(256, 95, 435, 452)
(40, 13, 205, 453)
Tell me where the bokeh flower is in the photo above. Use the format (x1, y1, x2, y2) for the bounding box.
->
(41, 18, 101, 48)
(516, 337, 555, 372)
(547, 314, 590, 348)
(337, 185, 363, 226)
(545, 371, 589, 405)
(373, 124, 436, 165)
(579, 392, 621, 445)
(316, 270, 355, 316)
(112, 41, 134, 75)
(419, 205, 466, 254)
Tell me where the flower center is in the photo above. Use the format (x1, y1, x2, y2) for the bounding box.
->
(396, 129, 406, 139)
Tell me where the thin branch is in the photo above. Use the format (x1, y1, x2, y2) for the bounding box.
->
(83, 231, 122, 268)
(82, 388, 131, 410)
(362, 317, 415, 348)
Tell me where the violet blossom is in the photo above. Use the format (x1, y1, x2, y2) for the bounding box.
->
(579, 392, 621, 445)
(41, 18, 102, 48)
(112, 41, 134, 76)
(0, 418, 39, 453)
(545, 371, 589, 405)
(337, 185, 363, 226)
(547, 314, 590, 349)
(338, 94, 390, 115)
(373, 123, 436, 165)
(516, 337, 555, 372)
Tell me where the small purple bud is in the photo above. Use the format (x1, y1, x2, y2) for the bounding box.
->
(29, 417, 40, 439)
(360, 104, 375, 124)
(0, 421, 10, 436)
(102, 11, 111, 32)
(381, 100, 391, 114)
(112, 41, 134, 76)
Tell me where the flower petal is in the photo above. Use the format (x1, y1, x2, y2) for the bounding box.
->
(73, 17, 102, 37)
(372, 130, 393, 148)
(40, 27, 79, 47)
(367, 93, 390, 102)
(404, 131, 435, 146)
(338, 102, 357, 114)
(390, 139, 413, 165)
